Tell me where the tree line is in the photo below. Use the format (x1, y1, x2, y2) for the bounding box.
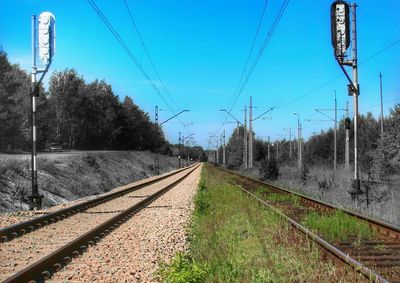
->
(218, 105, 399, 179)
(0, 50, 169, 153)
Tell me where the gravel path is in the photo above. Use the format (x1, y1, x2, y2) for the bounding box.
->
(0, 167, 185, 229)
(0, 166, 199, 281)
(49, 164, 202, 282)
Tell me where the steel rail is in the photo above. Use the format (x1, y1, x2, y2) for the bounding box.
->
(223, 174, 388, 283)
(0, 164, 197, 243)
(221, 168, 400, 238)
(2, 163, 200, 283)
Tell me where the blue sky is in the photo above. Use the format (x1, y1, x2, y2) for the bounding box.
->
(1, 0, 399, 148)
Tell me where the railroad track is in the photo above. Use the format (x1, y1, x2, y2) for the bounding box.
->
(0, 163, 200, 283)
(214, 166, 400, 283)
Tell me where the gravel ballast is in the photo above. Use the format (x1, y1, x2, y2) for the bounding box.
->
(49, 164, 202, 282)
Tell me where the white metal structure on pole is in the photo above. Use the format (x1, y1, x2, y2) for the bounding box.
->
(30, 15, 39, 210)
(331, 1, 360, 189)
(29, 12, 55, 210)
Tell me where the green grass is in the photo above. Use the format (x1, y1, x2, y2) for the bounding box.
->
(266, 193, 301, 207)
(158, 165, 363, 282)
(157, 253, 207, 283)
(254, 186, 269, 197)
(303, 210, 374, 242)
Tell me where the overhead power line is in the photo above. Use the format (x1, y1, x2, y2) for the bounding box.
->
(214, 0, 290, 137)
(86, 0, 181, 121)
(122, 0, 181, 110)
(228, 0, 270, 109)
(228, 0, 290, 113)
(275, 38, 400, 110)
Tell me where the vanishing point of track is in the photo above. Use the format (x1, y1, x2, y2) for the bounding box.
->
(0, 164, 200, 283)
(214, 166, 400, 283)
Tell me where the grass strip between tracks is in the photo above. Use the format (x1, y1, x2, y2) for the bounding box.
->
(303, 210, 374, 242)
(157, 164, 366, 282)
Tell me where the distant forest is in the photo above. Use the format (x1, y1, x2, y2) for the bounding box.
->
(0, 50, 205, 161)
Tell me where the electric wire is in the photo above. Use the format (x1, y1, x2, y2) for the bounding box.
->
(228, 0, 290, 113)
(227, 0, 270, 109)
(122, 0, 189, 134)
(122, 0, 181, 111)
(275, 38, 400, 110)
(214, 0, 290, 137)
(86, 0, 179, 122)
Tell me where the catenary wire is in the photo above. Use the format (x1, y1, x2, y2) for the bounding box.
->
(86, 0, 185, 127)
(122, 0, 181, 111)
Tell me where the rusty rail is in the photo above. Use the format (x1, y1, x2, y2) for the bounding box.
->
(214, 166, 400, 282)
(222, 168, 400, 238)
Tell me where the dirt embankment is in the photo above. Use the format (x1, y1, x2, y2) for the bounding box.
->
(0, 151, 181, 212)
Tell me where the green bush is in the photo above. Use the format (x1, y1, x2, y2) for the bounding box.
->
(157, 253, 207, 283)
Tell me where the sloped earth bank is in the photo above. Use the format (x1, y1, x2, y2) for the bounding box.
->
(0, 151, 182, 213)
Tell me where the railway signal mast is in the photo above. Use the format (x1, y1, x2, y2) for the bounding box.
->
(331, 1, 360, 191)
(29, 12, 56, 210)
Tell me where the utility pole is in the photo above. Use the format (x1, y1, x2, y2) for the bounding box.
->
(300, 122, 302, 168)
(276, 140, 279, 159)
(379, 72, 384, 137)
(156, 109, 189, 172)
(351, 3, 360, 190)
(243, 106, 248, 169)
(216, 139, 219, 164)
(293, 112, 301, 170)
(345, 101, 350, 170)
(284, 126, 292, 158)
(315, 90, 346, 172)
(30, 15, 40, 210)
(186, 140, 190, 165)
(334, 91, 337, 172)
(249, 96, 253, 168)
(331, 1, 360, 190)
(267, 136, 270, 160)
(289, 126, 292, 158)
(178, 132, 181, 168)
(154, 106, 159, 174)
(223, 129, 226, 165)
(29, 12, 55, 210)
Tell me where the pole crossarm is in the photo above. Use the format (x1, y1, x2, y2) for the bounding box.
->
(315, 109, 335, 121)
(182, 133, 194, 142)
(160, 110, 189, 125)
(251, 107, 274, 122)
(305, 119, 331, 122)
(219, 109, 243, 126)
